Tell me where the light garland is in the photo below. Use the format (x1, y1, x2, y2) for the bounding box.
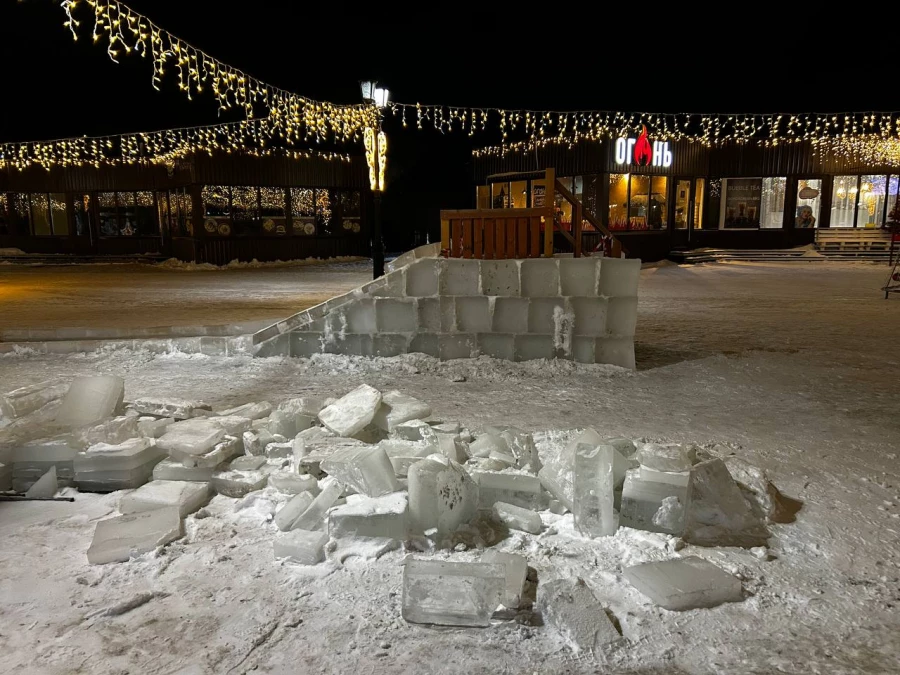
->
(58, 0, 375, 146)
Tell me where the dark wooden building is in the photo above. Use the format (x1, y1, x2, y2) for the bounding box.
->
(473, 138, 899, 261)
(0, 153, 371, 264)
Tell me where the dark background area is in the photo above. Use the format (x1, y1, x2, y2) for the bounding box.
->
(2, 1, 898, 249)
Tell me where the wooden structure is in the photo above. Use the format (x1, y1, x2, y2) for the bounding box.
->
(815, 228, 893, 258)
(442, 169, 624, 259)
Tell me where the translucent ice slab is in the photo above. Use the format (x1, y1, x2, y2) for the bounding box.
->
(402, 559, 505, 627)
(119, 480, 211, 517)
(274, 491, 315, 531)
(152, 458, 215, 482)
(76, 415, 139, 447)
(25, 466, 58, 498)
(230, 455, 267, 471)
(619, 469, 687, 535)
(320, 444, 400, 498)
(318, 385, 383, 437)
(623, 555, 743, 610)
(393, 419, 435, 442)
(277, 396, 325, 418)
(408, 457, 478, 536)
(273, 529, 328, 564)
(87, 507, 182, 565)
(55, 376, 125, 428)
(170, 435, 241, 469)
(291, 477, 343, 531)
(538, 578, 620, 652)
(157, 419, 225, 456)
(371, 391, 432, 432)
(328, 492, 408, 540)
(210, 466, 272, 498)
(638, 443, 695, 473)
(0, 380, 68, 422)
(492, 501, 542, 534)
(205, 415, 252, 436)
(472, 471, 546, 511)
(573, 443, 618, 538)
(218, 401, 273, 420)
(268, 471, 319, 495)
(138, 416, 175, 438)
(481, 550, 527, 609)
(131, 397, 211, 420)
(76, 438, 159, 472)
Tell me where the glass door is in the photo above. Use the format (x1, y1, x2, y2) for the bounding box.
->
(672, 178, 705, 240)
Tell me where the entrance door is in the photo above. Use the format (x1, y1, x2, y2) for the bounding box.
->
(672, 178, 705, 242)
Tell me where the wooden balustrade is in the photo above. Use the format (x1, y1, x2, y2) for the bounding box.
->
(440, 208, 551, 259)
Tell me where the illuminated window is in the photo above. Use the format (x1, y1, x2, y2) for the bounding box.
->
(510, 181, 528, 209)
(795, 180, 822, 229)
(259, 187, 288, 236)
(0, 194, 8, 235)
(649, 177, 668, 229)
(830, 176, 857, 228)
(75, 194, 92, 236)
(31, 194, 51, 236)
(291, 188, 315, 235)
(858, 175, 888, 228)
(98, 192, 119, 236)
(134, 191, 157, 235)
(338, 190, 362, 234)
(674, 180, 690, 229)
(694, 179, 705, 229)
(231, 186, 259, 235)
(316, 189, 334, 236)
(607, 174, 667, 231)
(50, 193, 68, 235)
(608, 174, 630, 230)
(760, 178, 786, 229)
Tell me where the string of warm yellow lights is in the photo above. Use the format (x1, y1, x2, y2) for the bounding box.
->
(58, 0, 375, 145)
(0, 117, 351, 171)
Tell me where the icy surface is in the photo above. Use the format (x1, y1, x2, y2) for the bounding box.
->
(538, 578, 620, 652)
(87, 507, 183, 565)
(55, 376, 124, 427)
(318, 384, 383, 437)
(402, 559, 505, 627)
(481, 550, 527, 609)
(156, 419, 225, 456)
(273, 529, 328, 565)
(623, 556, 744, 610)
(492, 501, 542, 534)
(131, 397, 211, 420)
(320, 445, 400, 498)
(119, 480, 211, 517)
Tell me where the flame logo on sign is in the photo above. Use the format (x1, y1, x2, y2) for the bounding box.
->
(634, 125, 652, 166)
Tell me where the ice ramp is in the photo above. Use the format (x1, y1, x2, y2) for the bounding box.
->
(250, 246, 639, 368)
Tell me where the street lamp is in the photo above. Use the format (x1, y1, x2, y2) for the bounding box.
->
(361, 80, 390, 278)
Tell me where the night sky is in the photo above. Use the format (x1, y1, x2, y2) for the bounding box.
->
(1, 2, 897, 247)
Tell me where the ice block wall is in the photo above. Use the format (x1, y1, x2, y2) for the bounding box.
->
(251, 252, 640, 368)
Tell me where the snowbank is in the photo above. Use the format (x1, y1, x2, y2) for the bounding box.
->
(155, 256, 367, 271)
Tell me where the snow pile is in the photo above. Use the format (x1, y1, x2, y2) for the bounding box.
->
(155, 256, 367, 272)
(0, 375, 801, 645)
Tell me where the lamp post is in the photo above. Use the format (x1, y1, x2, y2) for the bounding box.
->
(361, 81, 390, 279)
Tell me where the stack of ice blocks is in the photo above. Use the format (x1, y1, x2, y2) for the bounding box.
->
(75, 438, 168, 492)
(13, 436, 79, 492)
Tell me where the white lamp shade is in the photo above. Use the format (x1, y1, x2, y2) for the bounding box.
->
(360, 80, 376, 102)
(373, 87, 390, 108)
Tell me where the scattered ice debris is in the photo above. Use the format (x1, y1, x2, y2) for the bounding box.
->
(402, 558, 505, 627)
(538, 578, 621, 652)
(131, 397, 211, 420)
(623, 556, 743, 610)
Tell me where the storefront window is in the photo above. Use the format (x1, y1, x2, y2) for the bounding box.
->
(694, 179, 705, 229)
(316, 189, 334, 235)
(232, 186, 259, 235)
(291, 188, 315, 235)
(0, 194, 8, 235)
(338, 190, 361, 234)
(795, 179, 822, 228)
(175, 189, 193, 237)
(49, 193, 68, 235)
(831, 176, 857, 228)
(720, 178, 763, 229)
(649, 177, 667, 229)
(674, 180, 690, 229)
(760, 177, 786, 228)
(98, 192, 118, 236)
(31, 194, 51, 236)
(510, 180, 527, 209)
(135, 192, 157, 235)
(608, 173, 629, 230)
(75, 194, 92, 236)
(887, 176, 900, 223)
(260, 187, 288, 236)
(858, 175, 888, 228)
(491, 182, 511, 208)
(579, 175, 600, 226)
(629, 175, 651, 230)
(11, 194, 30, 234)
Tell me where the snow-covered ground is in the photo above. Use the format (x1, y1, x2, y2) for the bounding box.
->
(1, 261, 899, 674)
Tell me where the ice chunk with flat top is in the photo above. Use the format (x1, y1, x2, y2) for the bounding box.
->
(641, 466, 691, 487)
(481, 550, 527, 609)
(78, 415, 139, 446)
(273, 529, 328, 564)
(138, 416, 175, 438)
(328, 492, 408, 540)
(573, 442, 618, 537)
(120, 480, 211, 517)
(266, 410, 304, 438)
(539, 578, 620, 652)
(472, 471, 545, 511)
(12, 436, 79, 491)
(131, 397, 211, 420)
(402, 559, 505, 627)
(218, 401, 273, 420)
(683, 458, 769, 547)
(492, 501, 542, 534)
(25, 466, 58, 498)
(638, 443, 695, 473)
(620, 469, 687, 535)
(623, 556, 743, 610)
(606, 437, 637, 458)
(0, 380, 68, 424)
(157, 419, 225, 456)
(74, 438, 167, 492)
(170, 435, 241, 469)
(274, 491, 316, 531)
(55, 376, 125, 427)
(393, 419, 435, 442)
(268, 471, 319, 495)
(206, 415, 252, 436)
(211, 466, 272, 498)
(437, 435, 468, 464)
(230, 455, 267, 471)
(469, 434, 506, 459)
(291, 477, 343, 531)
(537, 428, 598, 511)
(318, 385, 383, 437)
(408, 456, 478, 536)
(277, 397, 325, 419)
(372, 391, 432, 432)
(152, 458, 215, 482)
(320, 445, 400, 497)
(87, 507, 183, 565)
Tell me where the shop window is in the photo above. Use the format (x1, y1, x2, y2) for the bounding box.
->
(231, 186, 259, 235)
(316, 189, 334, 236)
(579, 175, 600, 226)
(491, 182, 511, 208)
(175, 189, 193, 236)
(0, 194, 8, 235)
(795, 179, 822, 228)
(31, 194, 51, 236)
(674, 180, 691, 229)
(98, 192, 119, 236)
(649, 177, 667, 229)
(134, 191, 157, 236)
(75, 194, 92, 236)
(118, 192, 138, 235)
(694, 179, 705, 229)
(338, 190, 361, 234)
(830, 176, 857, 228)
(202, 185, 231, 236)
(510, 180, 528, 209)
(291, 188, 315, 235)
(629, 175, 651, 230)
(50, 193, 68, 235)
(10, 194, 30, 234)
(887, 176, 900, 224)
(720, 178, 764, 229)
(760, 177, 786, 229)
(858, 175, 888, 228)
(259, 187, 288, 236)
(607, 174, 666, 231)
(608, 173, 630, 230)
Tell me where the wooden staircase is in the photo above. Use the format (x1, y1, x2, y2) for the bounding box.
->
(814, 228, 893, 260)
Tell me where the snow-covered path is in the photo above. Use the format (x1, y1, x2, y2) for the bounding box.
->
(0, 261, 898, 674)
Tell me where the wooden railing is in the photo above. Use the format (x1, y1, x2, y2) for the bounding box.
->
(440, 208, 552, 259)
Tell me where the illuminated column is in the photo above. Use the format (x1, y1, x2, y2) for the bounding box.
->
(361, 81, 390, 279)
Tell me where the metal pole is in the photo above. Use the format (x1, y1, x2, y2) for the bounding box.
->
(373, 189, 384, 278)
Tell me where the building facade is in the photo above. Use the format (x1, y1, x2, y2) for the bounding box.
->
(473, 137, 899, 261)
(0, 153, 371, 264)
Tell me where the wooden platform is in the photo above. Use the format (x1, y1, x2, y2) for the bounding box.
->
(815, 228, 892, 254)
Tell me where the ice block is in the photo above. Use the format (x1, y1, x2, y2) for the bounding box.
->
(25, 466, 57, 498)
(79, 415, 140, 446)
(619, 469, 687, 535)
(55, 376, 125, 427)
(87, 507, 183, 565)
(274, 491, 315, 531)
(171, 435, 241, 469)
(218, 401, 273, 420)
(268, 470, 319, 495)
(156, 419, 225, 456)
(573, 442, 618, 537)
(152, 458, 215, 482)
(119, 479, 211, 517)
(138, 416, 176, 438)
(408, 456, 478, 536)
(472, 471, 546, 511)
(371, 391, 432, 432)
(291, 477, 343, 531)
(273, 529, 328, 564)
(318, 385, 383, 437)
(538, 578, 620, 651)
(623, 555, 743, 610)
(210, 466, 272, 498)
(320, 444, 400, 498)
(401, 559, 505, 627)
(492, 501, 542, 534)
(328, 492, 408, 540)
(0, 380, 68, 422)
(638, 443, 695, 473)
(481, 550, 527, 609)
(131, 397, 211, 420)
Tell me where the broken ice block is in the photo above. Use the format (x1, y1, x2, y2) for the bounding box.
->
(437, 435, 468, 464)
(431, 422, 461, 435)
(157, 419, 225, 456)
(393, 419, 435, 442)
(320, 445, 400, 498)
(218, 401, 273, 420)
(640, 466, 691, 487)
(152, 458, 215, 482)
(13, 436, 79, 491)
(274, 491, 315, 531)
(620, 469, 687, 535)
(0, 380, 68, 423)
(408, 457, 478, 536)
(469, 433, 507, 459)
(230, 455, 267, 472)
(492, 501, 542, 534)
(623, 556, 743, 610)
(265, 442, 293, 459)
(74, 438, 167, 492)
(537, 428, 597, 511)
(538, 578, 620, 652)
(606, 437, 637, 458)
(273, 529, 328, 564)
(328, 492, 408, 540)
(206, 415, 252, 436)
(318, 385, 383, 437)
(25, 466, 58, 498)
(242, 429, 281, 455)
(573, 443, 618, 537)
(497, 428, 540, 472)
(268, 470, 319, 495)
(55, 376, 125, 427)
(472, 471, 546, 511)
(131, 397, 211, 420)
(277, 397, 324, 418)
(372, 391, 432, 432)
(683, 458, 769, 547)
(402, 559, 505, 627)
(291, 477, 342, 531)
(87, 507, 183, 565)
(138, 416, 175, 438)
(211, 466, 272, 498)
(481, 550, 527, 609)
(638, 443, 695, 473)
(170, 435, 241, 469)
(267, 410, 300, 438)
(78, 415, 139, 446)
(120, 480, 211, 517)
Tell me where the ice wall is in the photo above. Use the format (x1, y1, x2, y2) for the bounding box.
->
(251, 253, 640, 368)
